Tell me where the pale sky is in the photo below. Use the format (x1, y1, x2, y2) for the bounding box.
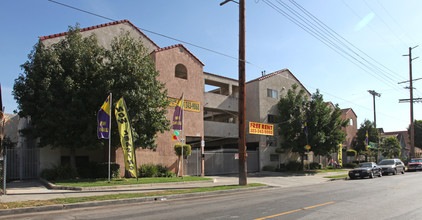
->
(1, 0, 421, 132)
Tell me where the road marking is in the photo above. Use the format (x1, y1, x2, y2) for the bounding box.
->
(255, 201, 335, 220)
(387, 184, 408, 190)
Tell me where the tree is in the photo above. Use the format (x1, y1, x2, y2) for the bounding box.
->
(352, 120, 379, 154)
(277, 85, 348, 167)
(13, 26, 170, 169)
(277, 84, 308, 166)
(106, 32, 170, 150)
(305, 90, 348, 157)
(380, 136, 401, 158)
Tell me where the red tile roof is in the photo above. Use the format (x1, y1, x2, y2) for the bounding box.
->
(152, 44, 204, 66)
(39, 19, 159, 48)
(247, 69, 311, 96)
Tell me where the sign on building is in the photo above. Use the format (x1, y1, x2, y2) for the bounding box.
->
(249, 122, 273, 136)
(168, 97, 200, 112)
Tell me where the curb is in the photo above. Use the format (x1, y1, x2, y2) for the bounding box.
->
(40, 178, 215, 191)
(0, 185, 271, 216)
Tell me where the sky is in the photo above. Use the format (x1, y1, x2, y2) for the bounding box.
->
(1, 0, 422, 132)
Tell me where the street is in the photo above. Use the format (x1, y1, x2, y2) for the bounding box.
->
(4, 171, 422, 220)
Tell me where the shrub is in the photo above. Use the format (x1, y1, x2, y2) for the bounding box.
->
(138, 164, 175, 178)
(286, 161, 303, 171)
(263, 165, 276, 171)
(139, 164, 158, 177)
(174, 144, 192, 159)
(277, 163, 288, 172)
(93, 162, 120, 178)
(309, 162, 322, 170)
(41, 165, 76, 181)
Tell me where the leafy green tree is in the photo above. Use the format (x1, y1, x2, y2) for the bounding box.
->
(106, 32, 169, 150)
(13, 26, 169, 169)
(277, 84, 308, 166)
(277, 85, 348, 166)
(380, 136, 401, 158)
(352, 120, 379, 154)
(305, 90, 348, 157)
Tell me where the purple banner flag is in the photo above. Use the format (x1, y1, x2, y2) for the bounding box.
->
(172, 94, 183, 130)
(97, 95, 111, 139)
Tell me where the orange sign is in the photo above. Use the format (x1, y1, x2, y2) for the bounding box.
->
(249, 122, 274, 136)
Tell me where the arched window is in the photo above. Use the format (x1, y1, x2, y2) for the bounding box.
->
(175, 64, 188, 79)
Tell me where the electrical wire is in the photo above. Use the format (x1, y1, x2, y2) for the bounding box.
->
(262, 0, 407, 96)
(47, 0, 413, 127)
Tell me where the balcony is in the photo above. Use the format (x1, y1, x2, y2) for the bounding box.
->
(204, 93, 238, 112)
(204, 121, 238, 138)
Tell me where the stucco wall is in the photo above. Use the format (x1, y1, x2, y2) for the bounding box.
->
(114, 45, 205, 175)
(246, 70, 311, 170)
(41, 22, 158, 53)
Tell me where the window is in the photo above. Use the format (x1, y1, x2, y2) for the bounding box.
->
(175, 64, 187, 79)
(267, 89, 278, 99)
(268, 114, 277, 123)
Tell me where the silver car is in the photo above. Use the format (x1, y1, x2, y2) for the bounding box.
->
(378, 159, 405, 175)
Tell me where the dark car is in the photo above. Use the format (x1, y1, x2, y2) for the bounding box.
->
(378, 159, 405, 175)
(407, 158, 422, 171)
(348, 162, 382, 179)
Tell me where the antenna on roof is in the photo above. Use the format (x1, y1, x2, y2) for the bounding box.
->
(261, 71, 266, 76)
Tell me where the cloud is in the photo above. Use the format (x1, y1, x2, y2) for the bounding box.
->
(355, 12, 375, 31)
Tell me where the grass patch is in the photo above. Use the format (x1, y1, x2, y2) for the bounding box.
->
(0, 183, 265, 210)
(323, 174, 348, 179)
(52, 176, 212, 187)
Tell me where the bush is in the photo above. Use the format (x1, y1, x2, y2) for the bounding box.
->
(286, 161, 303, 171)
(344, 163, 357, 169)
(262, 165, 276, 171)
(309, 162, 322, 170)
(138, 164, 175, 178)
(93, 163, 120, 178)
(41, 165, 76, 181)
(277, 163, 287, 172)
(174, 144, 192, 159)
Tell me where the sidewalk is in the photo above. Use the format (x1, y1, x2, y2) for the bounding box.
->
(0, 171, 348, 216)
(0, 171, 348, 203)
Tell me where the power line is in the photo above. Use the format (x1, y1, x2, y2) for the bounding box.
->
(47, 0, 410, 127)
(262, 0, 407, 96)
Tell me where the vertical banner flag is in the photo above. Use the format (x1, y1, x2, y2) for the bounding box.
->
(172, 94, 184, 130)
(365, 131, 369, 149)
(97, 95, 111, 139)
(338, 144, 343, 167)
(115, 98, 137, 178)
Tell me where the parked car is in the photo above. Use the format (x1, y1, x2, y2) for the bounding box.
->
(378, 159, 405, 175)
(348, 162, 382, 179)
(407, 158, 422, 171)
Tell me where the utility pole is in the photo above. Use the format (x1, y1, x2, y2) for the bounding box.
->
(402, 45, 419, 158)
(220, 0, 247, 185)
(367, 90, 381, 128)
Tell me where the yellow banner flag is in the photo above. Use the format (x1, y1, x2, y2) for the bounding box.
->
(115, 97, 137, 178)
(338, 144, 343, 167)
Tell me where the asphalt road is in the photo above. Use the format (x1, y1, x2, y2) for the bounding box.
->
(5, 171, 422, 220)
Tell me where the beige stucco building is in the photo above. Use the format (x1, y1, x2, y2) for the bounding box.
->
(245, 69, 311, 170)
